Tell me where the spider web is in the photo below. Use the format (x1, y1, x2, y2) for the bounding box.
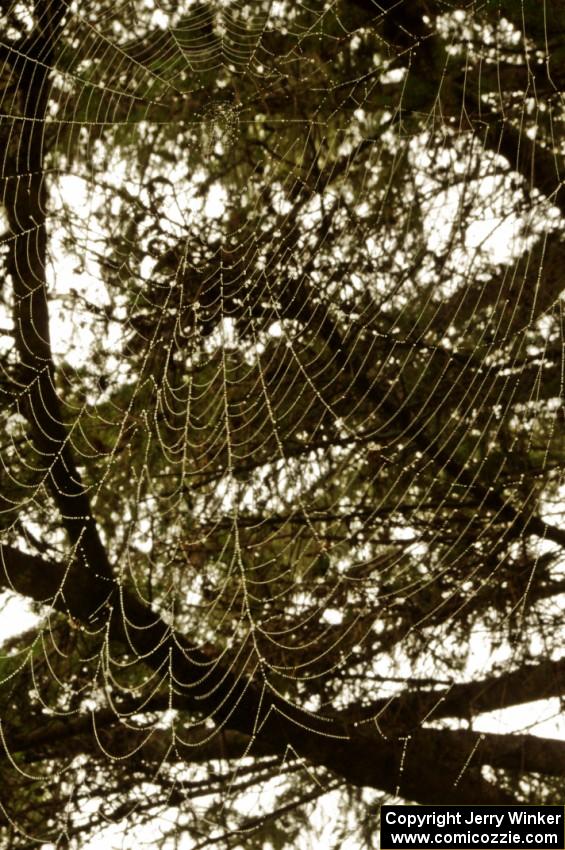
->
(0, 0, 564, 846)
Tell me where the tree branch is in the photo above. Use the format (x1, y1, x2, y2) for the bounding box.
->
(3, 0, 112, 581)
(3, 543, 564, 805)
(340, 657, 565, 731)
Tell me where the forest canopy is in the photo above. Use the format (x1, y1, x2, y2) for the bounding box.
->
(0, 0, 564, 847)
